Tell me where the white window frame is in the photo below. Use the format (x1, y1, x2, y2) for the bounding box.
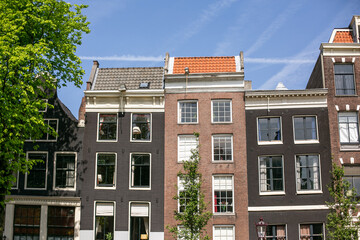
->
(258, 155, 285, 196)
(334, 63, 356, 96)
(266, 224, 287, 239)
(129, 153, 151, 190)
(178, 135, 198, 163)
(11, 171, 19, 190)
(298, 223, 325, 240)
(128, 201, 151, 240)
(212, 134, 233, 162)
(95, 152, 117, 190)
(178, 100, 198, 124)
(53, 152, 77, 191)
(213, 225, 235, 240)
(257, 116, 283, 145)
(26, 119, 59, 142)
(130, 113, 152, 142)
(25, 151, 48, 190)
(295, 154, 322, 194)
(38, 99, 48, 112)
(293, 115, 319, 144)
(212, 175, 234, 215)
(338, 112, 359, 145)
(93, 201, 115, 240)
(211, 99, 232, 123)
(97, 113, 118, 142)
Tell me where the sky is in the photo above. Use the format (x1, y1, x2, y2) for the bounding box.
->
(59, 0, 360, 118)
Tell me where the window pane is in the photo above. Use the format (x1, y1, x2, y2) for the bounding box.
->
(214, 176, 233, 213)
(97, 154, 116, 187)
(214, 226, 234, 240)
(212, 100, 231, 123)
(296, 155, 320, 191)
(99, 114, 117, 140)
(335, 64, 355, 95)
(27, 153, 47, 188)
(55, 153, 76, 188)
(14, 205, 41, 240)
(258, 118, 281, 142)
(131, 154, 150, 188)
(338, 112, 359, 144)
(294, 117, 317, 141)
(179, 102, 197, 123)
(132, 114, 151, 141)
(48, 207, 75, 240)
(178, 135, 198, 162)
(259, 156, 283, 192)
(213, 135, 232, 161)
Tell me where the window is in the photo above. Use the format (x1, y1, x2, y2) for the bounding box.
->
(293, 116, 318, 142)
(130, 203, 150, 240)
(98, 114, 117, 141)
(258, 117, 282, 143)
(95, 202, 114, 240)
(296, 155, 321, 192)
(213, 226, 234, 240)
(26, 152, 47, 189)
(96, 153, 116, 188)
(212, 100, 232, 123)
(39, 119, 58, 141)
(54, 153, 76, 189)
(335, 64, 355, 95)
(178, 101, 198, 123)
(259, 156, 284, 193)
(131, 113, 151, 141)
(339, 112, 359, 144)
(344, 166, 360, 199)
(48, 207, 75, 240)
(38, 99, 48, 112)
(266, 225, 286, 239)
(178, 178, 191, 213)
(13, 205, 41, 240)
(300, 223, 323, 240)
(178, 135, 198, 162)
(11, 171, 19, 189)
(213, 135, 233, 162)
(213, 175, 233, 214)
(130, 154, 150, 189)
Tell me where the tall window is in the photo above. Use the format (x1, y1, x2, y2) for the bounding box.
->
(178, 101, 198, 123)
(96, 153, 116, 188)
(258, 117, 282, 143)
(130, 154, 150, 189)
(213, 226, 235, 240)
(132, 113, 151, 141)
(178, 178, 190, 213)
(213, 176, 233, 214)
(55, 153, 76, 189)
(48, 207, 75, 240)
(259, 156, 284, 193)
(293, 116, 318, 142)
(178, 135, 198, 162)
(296, 155, 321, 191)
(344, 166, 360, 199)
(95, 202, 114, 240)
(13, 205, 41, 240)
(26, 152, 47, 189)
(212, 100, 232, 123)
(213, 135, 233, 161)
(335, 64, 355, 95)
(130, 203, 150, 240)
(338, 112, 359, 144)
(266, 225, 286, 239)
(300, 224, 323, 240)
(98, 114, 117, 141)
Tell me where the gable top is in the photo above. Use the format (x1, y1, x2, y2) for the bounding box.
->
(328, 16, 360, 43)
(92, 67, 164, 90)
(168, 56, 242, 74)
(331, 30, 354, 43)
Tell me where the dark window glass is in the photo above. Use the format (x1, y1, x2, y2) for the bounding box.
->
(259, 156, 284, 192)
(335, 64, 355, 95)
(13, 205, 41, 240)
(55, 153, 76, 188)
(37, 119, 58, 141)
(131, 154, 150, 188)
(344, 166, 360, 199)
(266, 225, 286, 239)
(27, 153, 47, 189)
(300, 224, 323, 240)
(97, 154, 116, 187)
(132, 114, 151, 141)
(294, 116, 317, 141)
(130, 217, 149, 240)
(95, 216, 114, 240)
(98, 114, 117, 140)
(47, 207, 75, 240)
(296, 155, 321, 191)
(258, 117, 281, 142)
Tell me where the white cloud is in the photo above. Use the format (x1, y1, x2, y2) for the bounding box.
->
(79, 55, 164, 62)
(246, 57, 314, 64)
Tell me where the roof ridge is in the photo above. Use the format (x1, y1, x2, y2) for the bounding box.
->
(98, 67, 164, 70)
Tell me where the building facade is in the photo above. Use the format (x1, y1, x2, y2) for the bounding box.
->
(79, 61, 165, 240)
(163, 53, 251, 239)
(245, 89, 331, 239)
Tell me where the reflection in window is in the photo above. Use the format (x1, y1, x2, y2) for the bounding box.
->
(26, 153, 47, 189)
(258, 117, 281, 142)
(213, 176, 233, 213)
(96, 154, 116, 188)
(300, 224, 323, 240)
(296, 155, 320, 191)
(259, 156, 284, 192)
(335, 64, 355, 95)
(131, 154, 150, 188)
(130, 203, 149, 240)
(294, 116, 317, 141)
(98, 114, 117, 140)
(132, 114, 151, 141)
(339, 112, 359, 144)
(344, 166, 360, 198)
(213, 135, 232, 161)
(95, 203, 114, 240)
(55, 153, 76, 189)
(266, 225, 286, 239)
(48, 207, 75, 240)
(13, 205, 41, 240)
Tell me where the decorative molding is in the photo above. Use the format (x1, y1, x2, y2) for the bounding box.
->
(321, 43, 360, 56)
(248, 205, 328, 212)
(5, 195, 81, 206)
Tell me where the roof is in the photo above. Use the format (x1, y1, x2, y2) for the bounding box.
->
(93, 67, 164, 90)
(172, 56, 237, 74)
(332, 30, 353, 43)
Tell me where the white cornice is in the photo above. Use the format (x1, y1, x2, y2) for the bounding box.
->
(321, 43, 360, 56)
(248, 205, 328, 211)
(5, 195, 81, 206)
(245, 89, 327, 98)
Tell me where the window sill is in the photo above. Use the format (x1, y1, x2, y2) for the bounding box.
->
(129, 187, 151, 191)
(54, 187, 76, 191)
(259, 191, 285, 196)
(178, 122, 199, 125)
(24, 187, 47, 190)
(294, 140, 319, 144)
(212, 161, 234, 164)
(96, 140, 117, 143)
(95, 187, 116, 190)
(211, 122, 233, 124)
(335, 94, 358, 97)
(213, 212, 235, 216)
(130, 139, 152, 143)
(340, 144, 360, 151)
(296, 190, 322, 195)
(258, 141, 283, 145)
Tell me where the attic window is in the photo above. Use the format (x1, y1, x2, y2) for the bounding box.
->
(139, 82, 150, 89)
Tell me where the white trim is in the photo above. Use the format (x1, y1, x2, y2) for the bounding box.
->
(258, 155, 285, 195)
(211, 134, 233, 163)
(295, 154, 322, 194)
(212, 174, 235, 215)
(211, 99, 232, 124)
(235, 55, 241, 72)
(53, 152, 77, 191)
(25, 151, 48, 190)
(178, 100, 198, 124)
(292, 115, 319, 144)
(130, 113, 152, 142)
(257, 116, 283, 145)
(248, 205, 328, 211)
(38, 99, 48, 113)
(321, 43, 360, 56)
(213, 225, 235, 240)
(97, 113, 118, 142)
(11, 171, 19, 190)
(168, 57, 174, 74)
(129, 153, 151, 190)
(95, 152, 117, 190)
(128, 201, 151, 240)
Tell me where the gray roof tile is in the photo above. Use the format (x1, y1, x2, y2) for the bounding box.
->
(93, 67, 164, 90)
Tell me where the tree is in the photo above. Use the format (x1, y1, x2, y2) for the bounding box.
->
(326, 162, 360, 239)
(0, 0, 89, 214)
(167, 132, 212, 240)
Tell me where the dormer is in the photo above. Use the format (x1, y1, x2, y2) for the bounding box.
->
(329, 15, 360, 43)
(349, 15, 360, 43)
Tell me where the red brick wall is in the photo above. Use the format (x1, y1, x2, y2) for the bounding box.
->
(323, 56, 360, 165)
(164, 92, 249, 239)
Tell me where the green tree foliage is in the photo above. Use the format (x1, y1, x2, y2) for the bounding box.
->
(0, 0, 89, 208)
(326, 163, 360, 239)
(167, 132, 212, 240)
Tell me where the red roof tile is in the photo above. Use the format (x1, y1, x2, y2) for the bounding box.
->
(172, 56, 236, 74)
(333, 31, 353, 43)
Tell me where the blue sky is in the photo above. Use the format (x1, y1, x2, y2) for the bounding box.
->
(59, 0, 360, 118)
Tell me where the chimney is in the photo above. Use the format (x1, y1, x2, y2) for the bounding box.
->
(87, 60, 99, 90)
(164, 52, 170, 74)
(240, 51, 244, 71)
